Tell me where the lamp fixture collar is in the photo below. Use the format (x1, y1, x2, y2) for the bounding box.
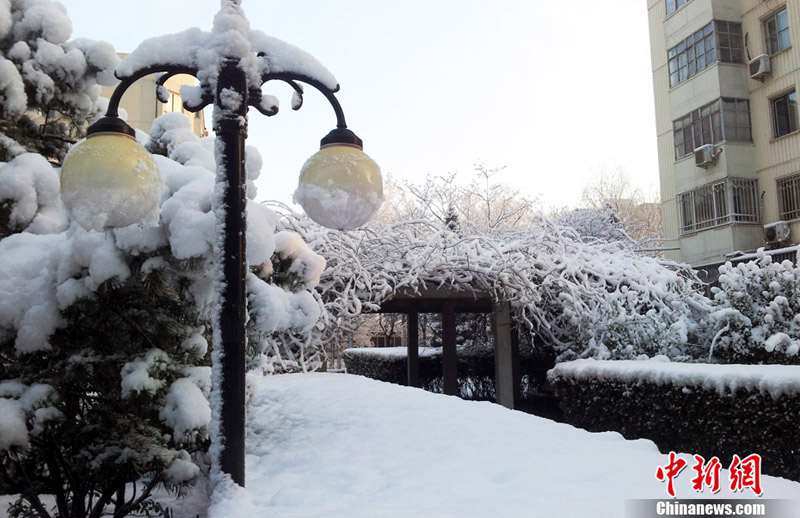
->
(86, 116, 137, 138)
(320, 127, 363, 149)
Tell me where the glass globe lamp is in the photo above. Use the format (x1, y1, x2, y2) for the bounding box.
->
(61, 117, 163, 231)
(294, 128, 383, 230)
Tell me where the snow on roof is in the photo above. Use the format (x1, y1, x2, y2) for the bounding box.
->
(549, 358, 800, 399)
(207, 372, 800, 517)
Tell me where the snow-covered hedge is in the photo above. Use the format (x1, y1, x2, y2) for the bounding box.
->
(343, 346, 555, 405)
(549, 358, 800, 481)
(706, 250, 800, 365)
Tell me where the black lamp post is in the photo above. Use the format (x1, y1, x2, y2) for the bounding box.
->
(61, 0, 382, 487)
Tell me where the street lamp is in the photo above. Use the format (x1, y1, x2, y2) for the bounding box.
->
(60, 0, 382, 487)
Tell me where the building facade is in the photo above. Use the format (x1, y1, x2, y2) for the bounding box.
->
(648, 0, 799, 268)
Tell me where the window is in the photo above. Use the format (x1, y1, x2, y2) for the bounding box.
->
(673, 98, 751, 158)
(716, 21, 744, 63)
(667, 21, 743, 88)
(771, 90, 798, 138)
(721, 99, 752, 142)
(777, 174, 800, 221)
(666, 0, 688, 16)
(764, 7, 791, 55)
(669, 23, 715, 87)
(677, 178, 759, 234)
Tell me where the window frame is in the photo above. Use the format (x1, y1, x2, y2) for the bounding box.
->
(763, 7, 791, 55)
(666, 0, 688, 16)
(672, 98, 751, 159)
(770, 89, 799, 139)
(667, 21, 743, 88)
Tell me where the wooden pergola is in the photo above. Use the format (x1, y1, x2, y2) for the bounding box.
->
(371, 288, 522, 409)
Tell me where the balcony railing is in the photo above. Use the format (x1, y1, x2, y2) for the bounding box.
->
(678, 178, 759, 235)
(777, 174, 800, 222)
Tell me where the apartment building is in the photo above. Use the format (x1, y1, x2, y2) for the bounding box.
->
(101, 54, 206, 138)
(648, 0, 799, 269)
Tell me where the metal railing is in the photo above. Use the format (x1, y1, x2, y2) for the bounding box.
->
(777, 173, 800, 222)
(678, 178, 759, 234)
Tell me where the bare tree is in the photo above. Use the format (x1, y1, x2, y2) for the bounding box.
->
(391, 164, 538, 232)
(579, 165, 662, 243)
(460, 163, 537, 231)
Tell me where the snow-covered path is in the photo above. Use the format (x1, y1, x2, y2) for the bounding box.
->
(209, 373, 800, 517)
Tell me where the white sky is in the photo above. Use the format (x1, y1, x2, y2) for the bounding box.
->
(63, 0, 659, 211)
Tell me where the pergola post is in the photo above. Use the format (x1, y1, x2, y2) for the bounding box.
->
(407, 312, 420, 387)
(492, 300, 520, 409)
(441, 301, 458, 396)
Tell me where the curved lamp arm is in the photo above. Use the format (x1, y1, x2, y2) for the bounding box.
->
(97, 63, 353, 140)
(259, 71, 347, 130)
(105, 64, 201, 118)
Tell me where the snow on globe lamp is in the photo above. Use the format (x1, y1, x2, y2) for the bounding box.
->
(293, 128, 383, 230)
(61, 116, 162, 231)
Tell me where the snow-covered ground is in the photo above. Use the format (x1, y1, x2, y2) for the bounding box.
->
(207, 373, 800, 517)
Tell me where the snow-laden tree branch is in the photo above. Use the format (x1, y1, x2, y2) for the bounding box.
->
(270, 205, 711, 362)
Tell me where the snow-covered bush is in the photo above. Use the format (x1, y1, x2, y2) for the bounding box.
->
(706, 249, 800, 365)
(0, 0, 119, 162)
(553, 204, 629, 244)
(274, 209, 710, 363)
(0, 114, 324, 517)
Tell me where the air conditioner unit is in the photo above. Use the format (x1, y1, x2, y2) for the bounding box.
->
(694, 144, 717, 168)
(763, 221, 791, 248)
(749, 54, 771, 80)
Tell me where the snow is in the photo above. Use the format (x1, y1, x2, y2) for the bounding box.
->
(274, 211, 710, 363)
(0, 153, 68, 234)
(549, 358, 800, 399)
(247, 274, 321, 333)
(345, 346, 444, 360)
(0, 0, 10, 39)
(163, 450, 201, 485)
(120, 348, 169, 397)
(117, 4, 338, 93)
(160, 378, 212, 443)
(293, 183, 383, 231)
(0, 398, 28, 451)
(11, 0, 72, 45)
(0, 231, 65, 353)
(0, 57, 26, 117)
(0, 382, 59, 451)
(1, 0, 119, 163)
(206, 373, 800, 518)
(272, 231, 326, 289)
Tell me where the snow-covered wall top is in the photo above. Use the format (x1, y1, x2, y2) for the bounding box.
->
(344, 347, 441, 360)
(548, 358, 800, 399)
(116, 2, 337, 91)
